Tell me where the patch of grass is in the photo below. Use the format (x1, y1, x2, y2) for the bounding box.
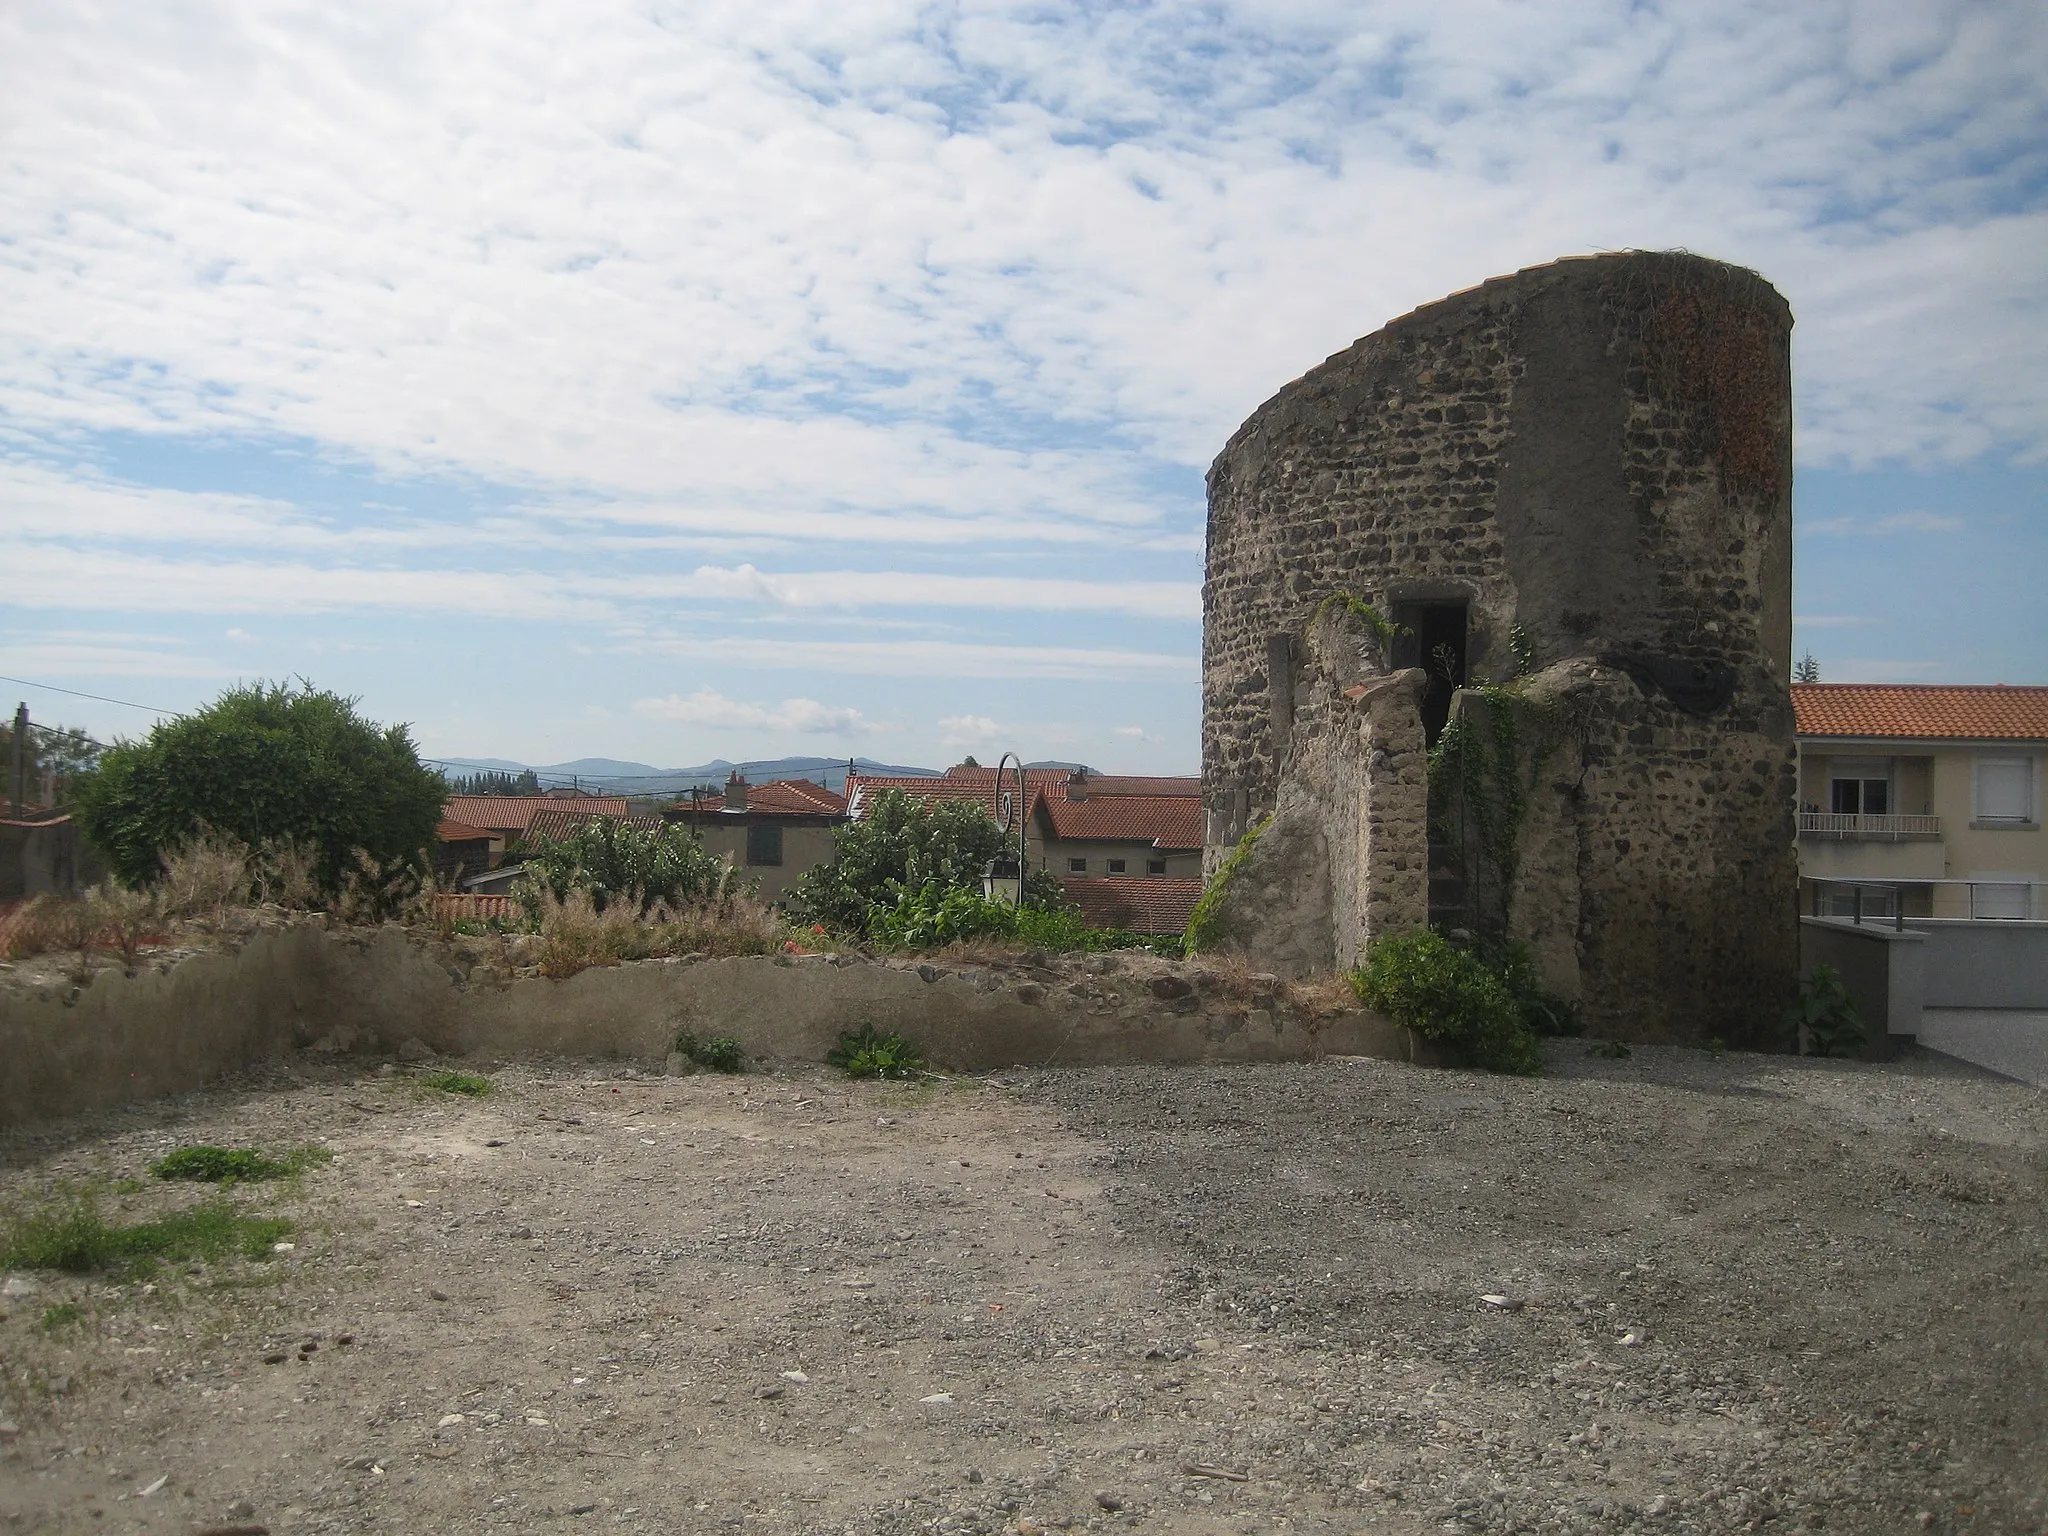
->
(39, 1301, 85, 1331)
(420, 1070, 493, 1096)
(672, 1031, 746, 1073)
(1589, 1038, 1633, 1060)
(150, 1144, 332, 1185)
(2, 1195, 292, 1280)
(827, 1023, 926, 1080)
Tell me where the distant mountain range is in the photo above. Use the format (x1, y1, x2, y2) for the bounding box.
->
(431, 754, 1096, 797)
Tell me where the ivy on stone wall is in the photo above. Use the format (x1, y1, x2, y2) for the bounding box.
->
(1311, 591, 1409, 659)
(1427, 684, 1565, 929)
(1183, 814, 1271, 955)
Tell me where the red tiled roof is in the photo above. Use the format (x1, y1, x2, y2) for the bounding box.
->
(1069, 775, 1201, 798)
(1792, 684, 2048, 742)
(1060, 876, 1204, 936)
(522, 808, 664, 846)
(667, 779, 846, 818)
(846, 774, 1046, 823)
(435, 820, 499, 843)
(444, 795, 631, 836)
(1042, 795, 1202, 850)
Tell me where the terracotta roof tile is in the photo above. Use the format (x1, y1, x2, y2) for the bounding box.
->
(1792, 684, 2048, 742)
(521, 808, 664, 846)
(443, 795, 631, 836)
(1059, 876, 1203, 935)
(1042, 795, 1202, 850)
(435, 820, 499, 843)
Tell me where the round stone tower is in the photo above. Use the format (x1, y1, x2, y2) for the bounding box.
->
(1201, 251, 1798, 1043)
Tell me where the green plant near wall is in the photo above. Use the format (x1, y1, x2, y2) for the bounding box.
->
(1312, 590, 1410, 658)
(1349, 931, 1543, 1075)
(1785, 964, 1865, 1057)
(1183, 814, 1270, 955)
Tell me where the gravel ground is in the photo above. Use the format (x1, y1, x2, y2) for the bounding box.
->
(0, 1044, 2042, 1536)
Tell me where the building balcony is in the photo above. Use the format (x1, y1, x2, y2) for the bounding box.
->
(1797, 812, 1941, 842)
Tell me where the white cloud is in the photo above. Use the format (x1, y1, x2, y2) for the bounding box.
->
(672, 637, 1200, 682)
(633, 688, 873, 735)
(1805, 511, 1967, 536)
(938, 714, 1007, 749)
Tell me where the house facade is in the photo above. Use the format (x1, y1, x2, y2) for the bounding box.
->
(661, 774, 846, 905)
(1793, 684, 2047, 920)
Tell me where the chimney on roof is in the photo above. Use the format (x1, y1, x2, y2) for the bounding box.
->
(724, 770, 748, 813)
(1066, 767, 1089, 803)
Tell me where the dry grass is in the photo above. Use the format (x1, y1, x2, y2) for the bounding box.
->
(531, 888, 786, 979)
(158, 830, 253, 922)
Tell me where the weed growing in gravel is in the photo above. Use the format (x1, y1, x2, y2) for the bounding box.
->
(39, 1302, 84, 1331)
(1786, 964, 1865, 1057)
(1589, 1038, 1633, 1059)
(421, 1070, 493, 1096)
(2, 1195, 292, 1279)
(151, 1145, 332, 1185)
(827, 1023, 926, 1080)
(673, 1031, 746, 1073)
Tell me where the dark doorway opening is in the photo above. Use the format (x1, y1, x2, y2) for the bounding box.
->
(1393, 603, 1468, 745)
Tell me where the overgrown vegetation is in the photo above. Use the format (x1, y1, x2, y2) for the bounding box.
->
(1786, 964, 1865, 1057)
(420, 1070, 493, 1096)
(530, 887, 782, 978)
(39, 1301, 85, 1331)
(827, 1024, 926, 1080)
(672, 1031, 746, 1073)
(1183, 815, 1269, 955)
(72, 681, 444, 903)
(1, 1194, 292, 1279)
(515, 817, 740, 918)
(151, 1145, 331, 1184)
(788, 788, 1060, 937)
(1349, 930, 1552, 1075)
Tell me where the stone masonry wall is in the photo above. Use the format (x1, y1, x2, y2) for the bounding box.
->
(1202, 252, 1799, 1041)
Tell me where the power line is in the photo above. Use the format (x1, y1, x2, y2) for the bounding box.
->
(0, 673, 182, 717)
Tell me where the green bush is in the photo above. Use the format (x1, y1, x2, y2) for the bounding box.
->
(867, 883, 1020, 949)
(2, 1195, 292, 1279)
(673, 1031, 745, 1073)
(1350, 931, 1543, 1075)
(1786, 964, 1865, 1057)
(789, 788, 1060, 936)
(151, 1145, 330, 1185)
(71, 681, 444, 897)
(1492, 939, 1584, 1037)
(827, 1024, 926, 1080)
(516, 818, 736, 918)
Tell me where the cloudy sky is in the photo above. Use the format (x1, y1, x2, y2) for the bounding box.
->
(3, 1, 2043, 775)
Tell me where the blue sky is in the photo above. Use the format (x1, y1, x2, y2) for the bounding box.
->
(2, 1, 2044, 774)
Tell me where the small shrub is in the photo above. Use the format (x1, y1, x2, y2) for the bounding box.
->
(1350, 931, 1542, 1075)
(1787, 964, 1865, 1057)
(1493, 939, 1584, 1037)
(2, 1195, 292, 1279)
(673, 1031, 746, 1073)
(1589, 1038, 1633, 1060)
(85, 881, 160, 968)
(150, 1145, 330, 1184)
(420, 1070, 493, 1096)
(827, 1024, 926, 1080)
(40, 1302, 85, 1331)
(157, 829, 254, 921)
(867, 883, 1020, 950)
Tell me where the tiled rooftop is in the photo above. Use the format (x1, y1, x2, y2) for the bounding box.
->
(1042, 795, 1202, 850)
(1792, 684, 2048, 742)
(443, 795, 631, 835)
(1058, 876, 1203, 936)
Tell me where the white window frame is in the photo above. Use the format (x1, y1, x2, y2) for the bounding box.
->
(1973, 755, 2036, 827)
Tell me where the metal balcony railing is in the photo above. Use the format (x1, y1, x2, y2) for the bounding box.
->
(1797, 811, 1941, 841)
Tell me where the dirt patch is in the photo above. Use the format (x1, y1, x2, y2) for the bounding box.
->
(1, 1045, 2043, 1534)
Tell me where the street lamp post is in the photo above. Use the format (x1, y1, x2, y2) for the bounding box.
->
(981, 751, 1029, 907)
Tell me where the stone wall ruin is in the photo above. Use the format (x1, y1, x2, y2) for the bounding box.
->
(1197, 252, 1800, 1044)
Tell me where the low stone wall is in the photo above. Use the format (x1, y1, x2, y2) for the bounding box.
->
(0, 922, 1424, 1128)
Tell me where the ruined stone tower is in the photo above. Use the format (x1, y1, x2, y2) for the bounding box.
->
(1198, 251, 1799, 1044)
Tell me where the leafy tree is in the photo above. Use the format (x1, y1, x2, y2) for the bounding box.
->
(788, 788, 1059, 934)
(514, 817, 736, 917)
(71, 682, 445, 893)
(0, 718, 102, 809)
(450, 768, 542, 796)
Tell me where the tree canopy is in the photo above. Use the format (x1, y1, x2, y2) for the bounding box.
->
(72, 682, 446, 891)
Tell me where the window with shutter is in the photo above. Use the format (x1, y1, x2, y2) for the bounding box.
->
(1975, 757, 2033, 825)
